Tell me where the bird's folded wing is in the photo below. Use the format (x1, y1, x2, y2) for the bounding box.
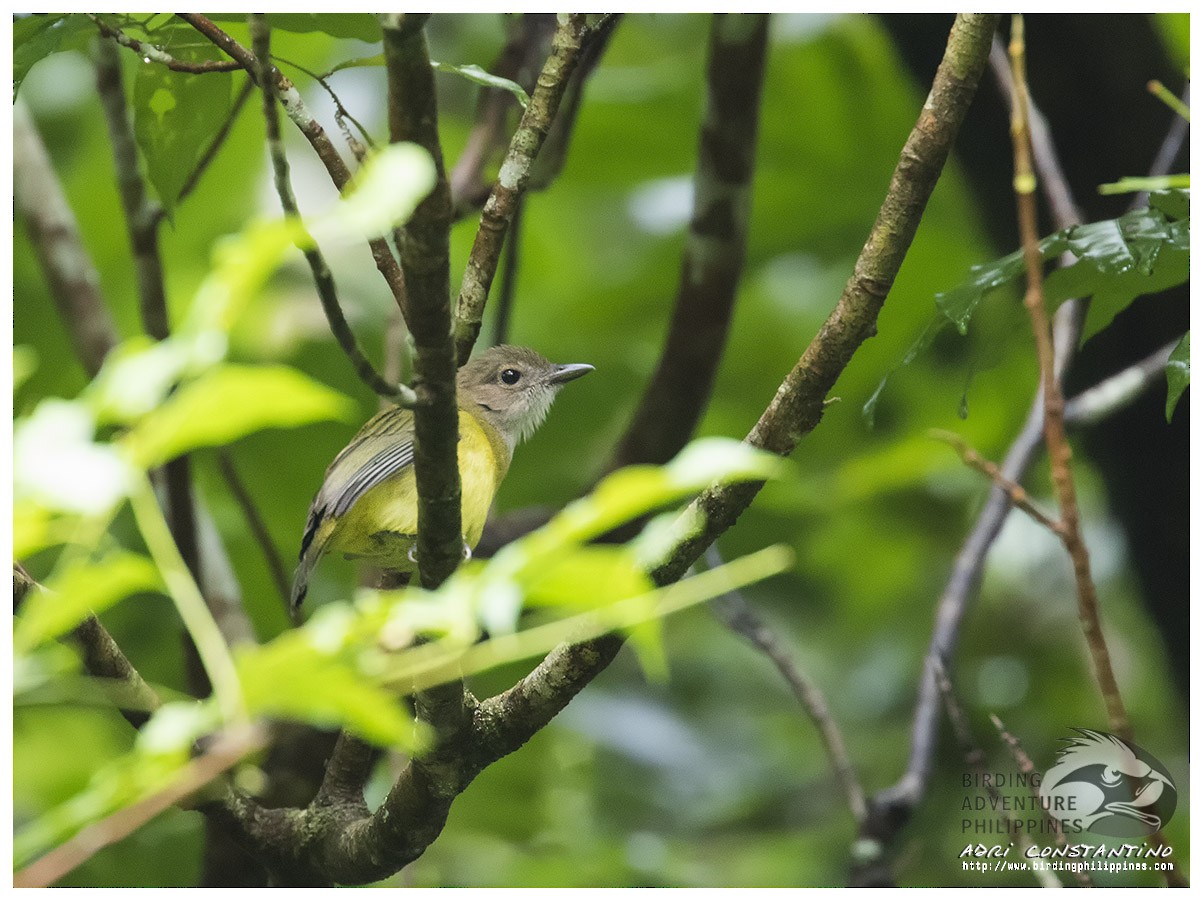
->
(328, 440, 415, 517)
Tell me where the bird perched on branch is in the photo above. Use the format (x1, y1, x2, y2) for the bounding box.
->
(291, 345, 593, 611)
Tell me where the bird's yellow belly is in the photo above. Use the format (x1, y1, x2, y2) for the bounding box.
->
(328, 411, 500, 569)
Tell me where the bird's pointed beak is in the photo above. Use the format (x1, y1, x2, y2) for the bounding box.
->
(548, 363, 594, 385)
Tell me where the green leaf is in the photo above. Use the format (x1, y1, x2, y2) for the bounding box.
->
(133, 62, 231, 215)
(14, 14, 93, 98)
(237, 611, 426, 749)
(123, 364, 354, 468)
(15, 552, 162, 652)
(1046, 199, 1190, 340)
(327, 53, 384, 75)
(385, 546, 795, 695)
(429, 60, 531, 109)
(1166, 332, 1189, 422)
(307, 143, 438, 248)
(867, 191, 1191, 420)
(488, 438, 780, 585)
(522, 546, 654, 610)
(325, 55, 531, 109)
(86, 334, 224, 424)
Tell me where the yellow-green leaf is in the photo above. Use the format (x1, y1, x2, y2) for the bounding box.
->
(123, 364, 354, 467)
(16, 552, 162, 652)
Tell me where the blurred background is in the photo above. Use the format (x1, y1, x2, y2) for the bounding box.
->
(13, 12, 1189, 887)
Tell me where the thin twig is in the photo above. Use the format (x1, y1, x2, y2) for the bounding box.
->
(1064, 339, 1178, 425)
(987, 37, 1080, 244)
(1013, 25, 1181, 884)
(173, 75, 255, 212)
(930, 430, 1063, 535)
(1131, 82, 1190, 211)
(248, 14, 411, 405)
(14, 724, 265, 888)
(217, 450, 291, 611)
(453, 14, 595, 364)
(708, 547, 867, 826)
(178, 13, 411, 317)
(1009, 15, 1130, 741)
(89, 14, 242, 73)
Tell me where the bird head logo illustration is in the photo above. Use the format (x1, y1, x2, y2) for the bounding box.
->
(1041, 729, 1176, 838)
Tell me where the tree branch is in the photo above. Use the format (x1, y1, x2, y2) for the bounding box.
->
(217, 450, 292, 612)
(652, 13, 999, 587)
(13, 99, 118, 378)
(453, 14, 595, 364)
(610, 14, 770, 470)
(379, 13, 472, 805)
(381, 13, 460, 591)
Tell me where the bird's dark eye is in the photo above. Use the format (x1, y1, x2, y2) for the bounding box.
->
(500, 368, 521, 385)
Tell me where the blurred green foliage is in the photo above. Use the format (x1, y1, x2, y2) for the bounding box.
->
(13, 12, 1189, 887)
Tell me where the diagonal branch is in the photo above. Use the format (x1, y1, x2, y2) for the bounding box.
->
(452, 14, 597, 364)
(652, 13, 1000, 587)
(610, 13, 770, 470)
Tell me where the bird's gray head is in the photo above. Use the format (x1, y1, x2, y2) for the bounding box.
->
(457, 345, 593, 449)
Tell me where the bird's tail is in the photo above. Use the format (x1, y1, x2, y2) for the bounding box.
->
(290, 523, 331, 618)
